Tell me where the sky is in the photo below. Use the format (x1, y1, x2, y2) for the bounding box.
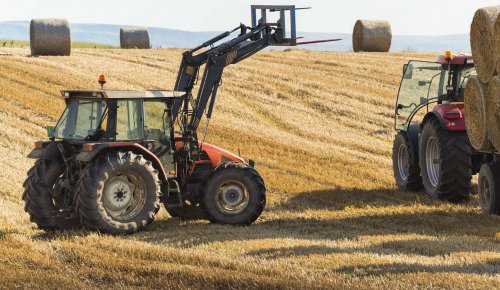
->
(0, 0, 499, 35)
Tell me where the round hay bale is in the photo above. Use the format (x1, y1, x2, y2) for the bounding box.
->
(30, 19, 71, 56)
(465, 75, 490, 150)
(486, 76, 500, 150)
(352, 20, 392, 52)
(495, 13, 500, 77)
(470, 6, 500, 83)
(120, 28, 150, 49)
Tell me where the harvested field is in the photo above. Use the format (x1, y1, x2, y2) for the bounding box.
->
(0, 47, 499, 289)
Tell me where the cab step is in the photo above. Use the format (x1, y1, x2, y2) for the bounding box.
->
(166, 180, 183, 208)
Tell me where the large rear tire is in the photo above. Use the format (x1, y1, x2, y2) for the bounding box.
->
(22, 159, 81, 231)
(76, 151, 161, 234)
(392, 126, 422, 191)
(478, 163, 500, 215)
(200, 162, 266, 225)
(419, 118, 472, 202)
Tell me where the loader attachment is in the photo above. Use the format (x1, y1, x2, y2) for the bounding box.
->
(251, 5, 341, 46)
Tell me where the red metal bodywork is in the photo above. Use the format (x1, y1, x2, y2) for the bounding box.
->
(105, 140, 245, 174)
(77, 140, 244, 183)
(424, 53, 471, 131)
(435, 53, 473, 65)
(174, 138, 244, 172)
(197, 142, 244, 167)
(430, 102, 466, 131)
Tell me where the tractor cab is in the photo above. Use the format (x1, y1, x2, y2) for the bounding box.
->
(51, 89, 184, 142)
(395, 53, 475, 131)
(45, 90, 184, 172)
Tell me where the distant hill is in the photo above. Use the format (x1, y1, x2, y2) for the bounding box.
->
(0, 21, 471, 52)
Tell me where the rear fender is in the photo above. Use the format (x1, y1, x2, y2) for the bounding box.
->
(76, 142, 170, 186)
(27, 141, 62, 161)
(406, 124, 420, 164)
(422, 103, 465, 131)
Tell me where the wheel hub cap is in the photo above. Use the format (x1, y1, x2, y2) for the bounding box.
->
(398, 144, 409, 181)
(102, 173, 146, 220)
(216, 180, 249, 214)
(104, 176, 134, 212)
(480, 176, 491, 208)
(426, 137, 440, 188)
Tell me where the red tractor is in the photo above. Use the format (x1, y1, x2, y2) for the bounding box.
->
(23, 5, 339, 234)
(392, 52, 488, 202)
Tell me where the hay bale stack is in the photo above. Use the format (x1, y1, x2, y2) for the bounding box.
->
(30, 19, 71, 56)
(352, 20, 392, 52)
(495, 14, 500, 76)
(470, 6, 500, 83)
(465, 76, 491, 150)
(120, 28, 150, 49)
(487, 76, 500, 150)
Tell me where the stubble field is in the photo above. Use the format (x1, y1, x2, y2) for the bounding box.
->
(0, 47, 499, 289)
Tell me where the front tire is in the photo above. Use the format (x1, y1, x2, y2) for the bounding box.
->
(200, 162, 266, 225)
(419, 118, 472, 202)
(76, 151, 161, 234)
(23, 159, 81, 231)
(478, 164, 500, 215)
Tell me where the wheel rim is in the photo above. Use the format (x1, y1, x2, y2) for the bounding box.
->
(480, 175, 491, 208)
(103, 173, 147, 220)
(215, 180, 249, 215)
(397, 144, 409, 181)
(426, 137, 440, 187)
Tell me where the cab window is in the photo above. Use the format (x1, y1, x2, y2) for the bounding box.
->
(396, 61, 448, 131)
(116, 100, 144, 140)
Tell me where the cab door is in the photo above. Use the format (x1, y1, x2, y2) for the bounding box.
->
(395, 61, 447, 131)
(143, 100, 175, 172)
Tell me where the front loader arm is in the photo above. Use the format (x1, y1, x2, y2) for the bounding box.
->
(170, 24, 271, 187)
(168, 5, 342, 188)
(172, 24, 269, 120)
(188, 34, 270, 132)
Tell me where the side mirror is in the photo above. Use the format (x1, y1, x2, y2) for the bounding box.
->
(47, 126, 55, 138)
(403, 63, 413, 79)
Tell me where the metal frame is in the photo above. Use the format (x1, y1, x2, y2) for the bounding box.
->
(251, 5, 297, 45)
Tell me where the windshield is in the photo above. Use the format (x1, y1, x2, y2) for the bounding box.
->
(53, 99, 107, 140)
(395, 61, 448, 131)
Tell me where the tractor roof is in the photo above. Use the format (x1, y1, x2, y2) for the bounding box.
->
(60, 90, 186, 99)
(435, 53, 473, 65)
